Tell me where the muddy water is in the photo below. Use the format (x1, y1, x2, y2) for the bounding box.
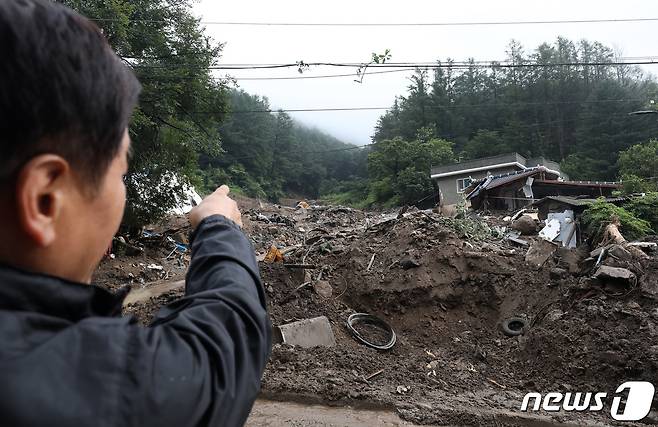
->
(246, 400, 422, 426)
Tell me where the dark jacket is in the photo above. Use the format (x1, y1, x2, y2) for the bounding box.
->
(0, 215, 272, 427)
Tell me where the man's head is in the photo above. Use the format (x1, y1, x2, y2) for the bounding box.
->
(0, 0, 140, 283)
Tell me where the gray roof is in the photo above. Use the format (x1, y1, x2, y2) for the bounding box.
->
(431, 153, 527, 177)
(466, 167, 559, 200)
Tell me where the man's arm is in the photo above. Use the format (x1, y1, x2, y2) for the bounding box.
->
(122, 188, 271, 427)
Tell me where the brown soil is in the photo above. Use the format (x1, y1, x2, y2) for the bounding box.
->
(94, 201, 658, 426)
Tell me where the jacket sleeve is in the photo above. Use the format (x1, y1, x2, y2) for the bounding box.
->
(122, 215, 272, 427)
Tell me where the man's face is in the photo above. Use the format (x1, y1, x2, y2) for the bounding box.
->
(65, 130, 130, 282)
(0, 129, 132, 284)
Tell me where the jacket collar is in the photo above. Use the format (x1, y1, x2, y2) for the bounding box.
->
(0, 263, 128, 321)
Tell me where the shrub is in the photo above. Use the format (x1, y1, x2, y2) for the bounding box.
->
(582, 199, 652, 241)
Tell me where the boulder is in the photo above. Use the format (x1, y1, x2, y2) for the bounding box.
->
(511, 215, 537, 235)
(593, 265, 636, 283)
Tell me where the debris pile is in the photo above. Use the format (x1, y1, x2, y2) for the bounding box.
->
(96, 198, 658, 425)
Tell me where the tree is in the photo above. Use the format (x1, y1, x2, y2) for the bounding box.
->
(373, 37, 658, 183)
(367, 134, 455, 206)
(618, 139, 658, 193)
(201, 89, 367, 201)
(60, 0, 230, 228)
(463, 130, 509, 159)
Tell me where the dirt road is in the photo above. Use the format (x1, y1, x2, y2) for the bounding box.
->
(246, 399, 579, 427)
(246, 400, 418, 426)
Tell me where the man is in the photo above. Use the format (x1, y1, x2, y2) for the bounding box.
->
(0, 1, 271, 426)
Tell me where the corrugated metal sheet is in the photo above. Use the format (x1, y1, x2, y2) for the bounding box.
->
(466, 167, 556, 200)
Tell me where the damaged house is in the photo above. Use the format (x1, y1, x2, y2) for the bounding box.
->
(429, 152, 619, 211)
(430, 153, 566, 208)
(465, 168, 620, 211)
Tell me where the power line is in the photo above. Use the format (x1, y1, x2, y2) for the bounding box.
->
(128, 59, 658, 70)
(120, 55, 658, 64)
(92, 17, 658, 27)
(138, 68, 412, 81)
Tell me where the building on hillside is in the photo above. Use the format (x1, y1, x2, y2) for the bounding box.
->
(430, 153, 566, 208)
(465, 169, 620, 211)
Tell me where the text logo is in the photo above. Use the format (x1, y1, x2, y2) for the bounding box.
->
(520, 381, 655, 421)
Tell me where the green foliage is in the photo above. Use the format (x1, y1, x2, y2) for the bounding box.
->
(582, 199, 652, 240)
(618, 139, 658, 193)
(620, 174, 656, 194)
(367, 135, 454, 206)
(373, 38, 658, 181)
(201, 89, 368, 202)
(463, 130, 509, 159)
(624, 193, 658, 233)
(320, 179, 372, 208)
(62, 0, 229, 227)
(396, 167, 433, 205)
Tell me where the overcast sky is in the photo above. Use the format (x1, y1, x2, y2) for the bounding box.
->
(194, 0, 658, 145)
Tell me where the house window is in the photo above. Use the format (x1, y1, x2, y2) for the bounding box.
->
(457, 177, 472, 193)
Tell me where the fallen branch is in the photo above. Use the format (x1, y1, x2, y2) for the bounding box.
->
(365, 369, 384, 381)
(487, 378, 507, 389)
(601, 218, 626, 245)
(366, 254, 376, 271)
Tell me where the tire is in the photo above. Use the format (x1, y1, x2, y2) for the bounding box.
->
(501, 317, 527, 336)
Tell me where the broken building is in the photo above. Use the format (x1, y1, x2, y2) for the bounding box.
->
(466, 169, 620, 211)
(430, 153, 566, 208)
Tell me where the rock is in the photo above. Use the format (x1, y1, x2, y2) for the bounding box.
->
(607, 244, 633, 261)
(546, 309, 564, 322)
(396, 385, 409, 395)
(593, 265, 636, 283)
(624, 301, 641, 310)
(627, 241, 658, 252)
(348, 390, 360, 399)
(626, 245, 650, 260)
(549, 267, 568, 280)
(511, 215, 537, 235)
(599, 351, 625, 366)
(313, 280, 333, 299)
(525, 239, 558, 269)
(647, 345, 658, 359)
(556, 247, 588, 274)
(589, 245, 609, 259)
(400, 258, 421, 270)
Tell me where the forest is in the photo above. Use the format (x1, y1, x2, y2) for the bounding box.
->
(199, 89, 367, 202)
(61, 0, 658, 224)
(364, 38, 658, 206)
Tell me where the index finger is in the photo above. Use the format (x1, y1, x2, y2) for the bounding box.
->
(215, 185, 230, 196)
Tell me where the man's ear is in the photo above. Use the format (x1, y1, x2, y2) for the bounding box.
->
(15, 154, 70, 247)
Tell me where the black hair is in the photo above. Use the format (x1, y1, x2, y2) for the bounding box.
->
(0, 0, 141, 188)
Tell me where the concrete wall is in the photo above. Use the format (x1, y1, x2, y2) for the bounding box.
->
(436, 166, 520, 206)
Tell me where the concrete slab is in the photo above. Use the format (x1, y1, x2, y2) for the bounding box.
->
(277, 316, 336, 348)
